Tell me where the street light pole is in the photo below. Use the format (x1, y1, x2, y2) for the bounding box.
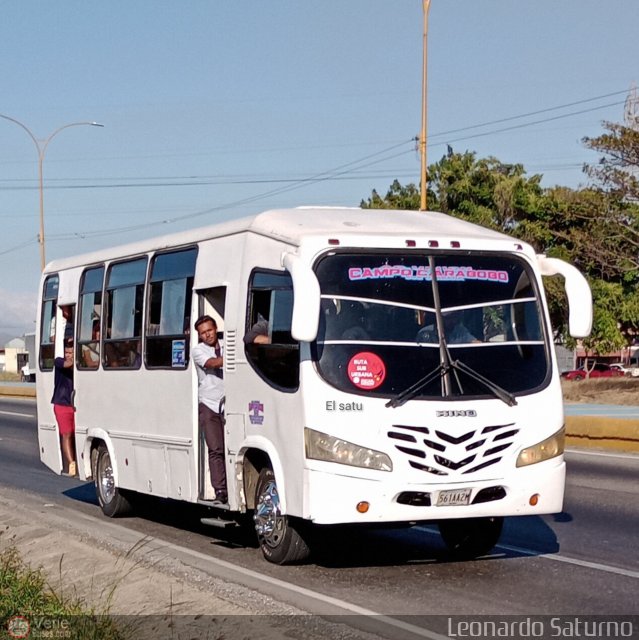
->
(419, 0, 431, 211)
(0, 115, 103, 270)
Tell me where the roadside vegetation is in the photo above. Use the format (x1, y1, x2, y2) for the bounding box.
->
(562, 377, 639, 405)
(362, 114, 639, 358)
(0, 547, 125, 640)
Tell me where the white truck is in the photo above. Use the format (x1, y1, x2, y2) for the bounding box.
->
(20, 332, 36, 382)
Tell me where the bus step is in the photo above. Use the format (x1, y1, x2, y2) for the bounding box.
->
(200, 516, 239, 529)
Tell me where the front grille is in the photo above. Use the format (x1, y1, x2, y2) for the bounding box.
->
(388, 422, 519, 477)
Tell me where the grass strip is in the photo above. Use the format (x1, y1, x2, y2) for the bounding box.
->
(0, 547, 126, 640)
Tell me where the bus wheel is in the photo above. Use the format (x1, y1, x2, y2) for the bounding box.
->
(254, 467, 310, 564)
(438, 516, 503, 559)
(94, 444, 132, 518)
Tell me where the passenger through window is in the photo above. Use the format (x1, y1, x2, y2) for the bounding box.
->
(77, 266, 104, 369)
(104, 258, 147, 369)
(245, 270, 299, 390)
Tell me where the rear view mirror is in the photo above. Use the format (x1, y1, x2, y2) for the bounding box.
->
(281, 252, 320, 342)
(536, 255, 592, 338)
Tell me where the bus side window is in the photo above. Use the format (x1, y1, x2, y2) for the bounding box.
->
(39, 275, 59, 370)
(77, 266, 104, 370)
(146, 247, 197, 368)
(104, 258, 147, 369)
(244, 270, 299, 391)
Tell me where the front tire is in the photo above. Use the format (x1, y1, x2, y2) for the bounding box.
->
(254, 467, 310, 564)
(94, 444, 132, 518)
(438, 516, 504, 559)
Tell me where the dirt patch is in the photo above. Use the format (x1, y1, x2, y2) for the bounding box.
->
(562, 377, 639, 405)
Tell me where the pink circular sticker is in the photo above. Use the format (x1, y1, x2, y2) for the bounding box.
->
(347, 352, 386, 390)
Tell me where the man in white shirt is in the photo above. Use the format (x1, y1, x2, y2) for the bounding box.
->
(192, 315, 226, 504)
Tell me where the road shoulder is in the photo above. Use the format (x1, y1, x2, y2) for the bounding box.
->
(0, 487, 376, 640)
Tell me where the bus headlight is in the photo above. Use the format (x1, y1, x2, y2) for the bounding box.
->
(304, 428, 392, 472)
(516, 427, 565, 467)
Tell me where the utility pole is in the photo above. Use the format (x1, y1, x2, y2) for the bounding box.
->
(419, 0, 431, 211)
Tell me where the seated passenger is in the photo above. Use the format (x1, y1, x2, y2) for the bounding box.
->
(82, 320, 100, 368)
(243, 315, 270, 344)
(339, 301, 370, 341)
(416, 311, 480, 344)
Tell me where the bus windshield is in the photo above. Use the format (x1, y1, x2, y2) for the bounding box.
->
(313, 251, 549, 400)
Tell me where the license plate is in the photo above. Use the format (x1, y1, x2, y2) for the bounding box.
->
(436, 488, 472, 506)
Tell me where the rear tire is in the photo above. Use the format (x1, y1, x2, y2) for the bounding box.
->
(438, 516, 503, 559)
(254, 467, 310, 564)
(94, 444, 132, 518)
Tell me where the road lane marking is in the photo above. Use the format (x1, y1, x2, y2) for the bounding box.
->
(416, 526, 639, 579)
(0, 410, 34, 418)
(496, 542, 639, 579)
(566, 448, 639, 461)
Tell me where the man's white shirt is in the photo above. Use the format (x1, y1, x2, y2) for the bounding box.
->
(192, 340, 224, 413)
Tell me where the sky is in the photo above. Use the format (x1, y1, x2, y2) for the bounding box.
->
(1, 0, 638, 343)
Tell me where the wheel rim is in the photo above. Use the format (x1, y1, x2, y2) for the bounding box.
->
(97, 451, 116, 505)
(254, 478, 286, 548)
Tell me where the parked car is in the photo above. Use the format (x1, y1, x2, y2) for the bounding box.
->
(561, 362, 626, 381)
(609, 361, 639, 377)
(609, 362, 631, 375)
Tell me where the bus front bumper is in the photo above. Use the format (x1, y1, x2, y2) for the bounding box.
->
(302, 458, 565, 525)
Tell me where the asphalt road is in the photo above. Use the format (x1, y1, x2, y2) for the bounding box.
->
(1, 397, 638, 639)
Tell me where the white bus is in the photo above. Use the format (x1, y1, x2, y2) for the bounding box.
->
(36, 207, 592, 564)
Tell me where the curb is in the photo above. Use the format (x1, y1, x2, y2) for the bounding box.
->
(0, 385, 36, 398)
(565, 416, 639, 453)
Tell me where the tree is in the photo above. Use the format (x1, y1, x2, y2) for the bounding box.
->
(583, 120, 639, 203)
(428, 151, 546, 236)
(582, 121, 639, 274)
(360, 179, 421, 210)
(541, 187, 639, 280)
(360, 137, 639, 353)
(361, 151, 547, 238)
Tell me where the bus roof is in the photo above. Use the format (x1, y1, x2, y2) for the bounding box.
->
(44, 206, 522, 273)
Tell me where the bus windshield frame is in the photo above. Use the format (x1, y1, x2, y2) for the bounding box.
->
(311, 249, 552, 402)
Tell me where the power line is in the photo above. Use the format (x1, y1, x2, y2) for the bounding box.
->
(0, 90, 628, 254)
(0, 237, 37, 258)
(0, 95, 624, 194)
(440, 100, 626, 147)
(0, 89, 629, 170)
(427, 89, 630, 140)
(47, 141, 416, 241)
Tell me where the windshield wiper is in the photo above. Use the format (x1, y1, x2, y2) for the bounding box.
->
(449, 359, 517, 407)
(385, 363, 447, 408)
(385, 254, 517, 408)
(385, 359, 517, 408)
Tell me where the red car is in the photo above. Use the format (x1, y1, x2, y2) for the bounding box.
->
(561, 362, 625, 381)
